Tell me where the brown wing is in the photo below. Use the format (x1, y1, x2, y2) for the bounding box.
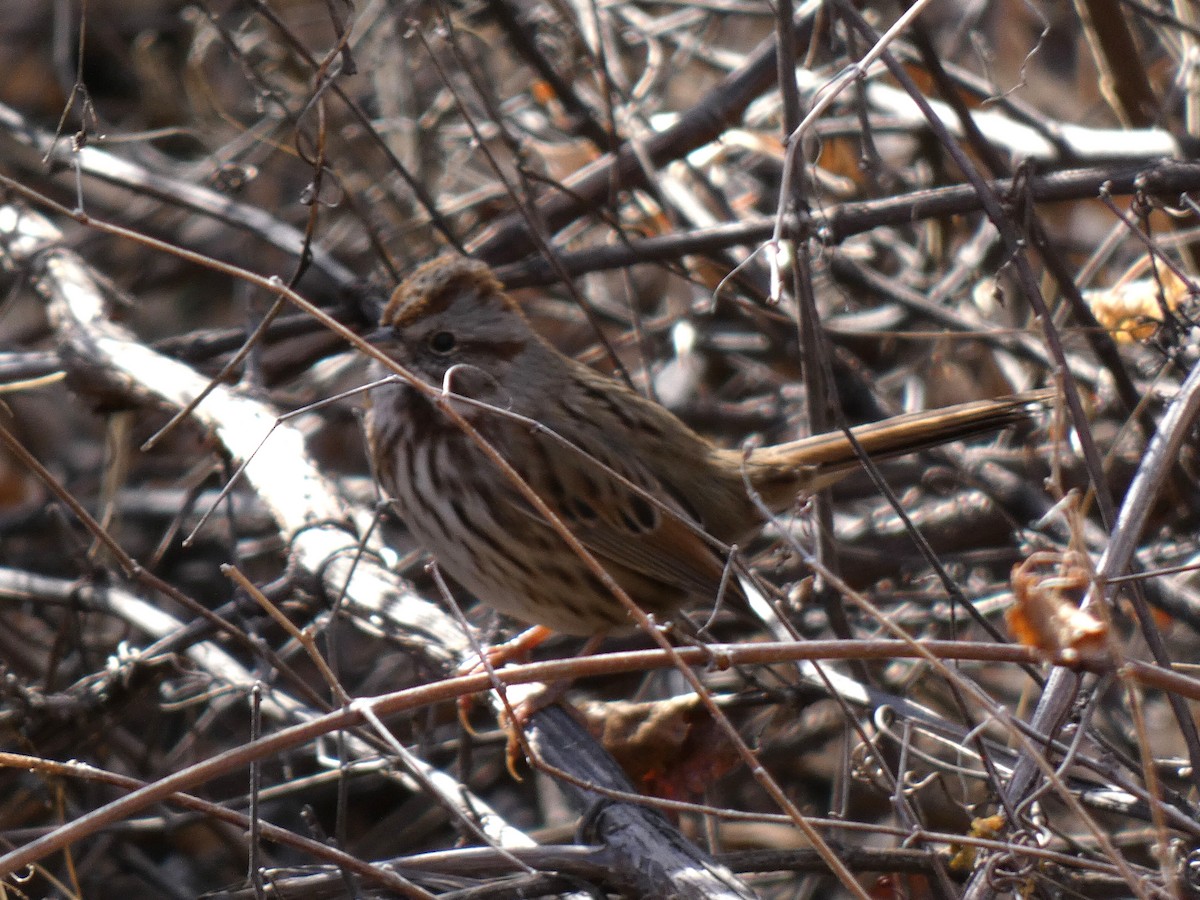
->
(502, 424, 733, 615)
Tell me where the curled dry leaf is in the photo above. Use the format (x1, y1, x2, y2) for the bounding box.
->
(1006, 550, 1110, 664)
(1084, 259, 1190, 343)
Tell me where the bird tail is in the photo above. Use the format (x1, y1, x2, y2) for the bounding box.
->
(736, 389, 1053, 511)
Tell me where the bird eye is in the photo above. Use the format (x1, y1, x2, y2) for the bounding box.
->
(428, 331, 457, 354)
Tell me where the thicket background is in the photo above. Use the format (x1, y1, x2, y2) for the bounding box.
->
(2, 0, 1200, 897)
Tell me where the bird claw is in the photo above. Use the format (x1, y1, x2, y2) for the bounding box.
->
(454, 625, 553, 741)
(499, 682, 564, 781)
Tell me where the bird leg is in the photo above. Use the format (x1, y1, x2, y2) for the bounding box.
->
(456, 626, 606, 779)
(456, 625, 554, 736)
(501, 633, 607, 778)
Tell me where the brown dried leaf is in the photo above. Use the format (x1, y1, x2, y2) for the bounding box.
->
(1007, 551, 1109, 664)
(578, 695, 739, 799)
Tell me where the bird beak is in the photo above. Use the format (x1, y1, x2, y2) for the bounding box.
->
(364, 326, 395, 346)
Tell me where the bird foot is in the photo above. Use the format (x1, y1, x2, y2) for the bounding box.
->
(458, 629, 606, 779)
(455, 625, 553, 737)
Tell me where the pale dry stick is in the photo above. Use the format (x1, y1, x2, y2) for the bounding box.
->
(983, 358, 1200, 900)
(863, 81, 1179, 162)
(12, 554, 1200, 818)
(0, 754, 431, 897)
(178, 382, 376, 546)
(0, 203, 463, 661)
(141, 293, 291, 454)
(0, 101, 357, 288)
(82, 573, 539, 862)
(0, 202, 752, 897)
(223, 561, 539, 877)
(826, 577, 1151, 896)
(1126, 677, 1182, 897)
(4, 552, 1196, 836)
(223, 563, 352, 704)
(768, 0, 936, 299)
(746, 462, 1155, 899)
(0, 749, 1139, 891)
(5, 634, 1197, 880)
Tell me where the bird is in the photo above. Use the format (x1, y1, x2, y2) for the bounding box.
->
(366, 256, 1046, 636)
